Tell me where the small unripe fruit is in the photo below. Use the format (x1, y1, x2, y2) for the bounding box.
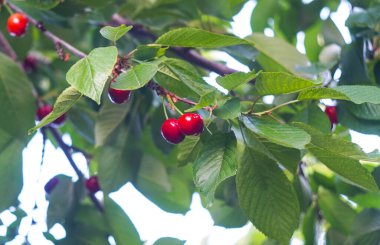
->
(108, 83, 131, 104)
(36, 105, 66, 126)
(325, 106, 338, 125)
(85, 176, 100, 193)
(7, 13, 29, 37)
(44, 177, 59, 194)
(161, 118, 185, 144)
(178, 113, 204, 136)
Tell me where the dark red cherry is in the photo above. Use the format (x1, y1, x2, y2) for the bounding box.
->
(36, 105, 66, 126)
(22, 55, 38, 73)
(85, 176, 100, 193)
(108, 84, 131, 104)
(161, 118, 185, 144)
(325, 106, 338, 125)
(7, 13, 29, 37)
(178, 113, 204, 136)
(44, 177, 59, 194)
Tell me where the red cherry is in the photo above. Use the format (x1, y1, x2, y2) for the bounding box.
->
(325, 106, 338, 125)
(36, 105, 66, 127)
(85, 176, 100, 193)
(44, 177, 59, 194)
(178, 113, 204, 136)
(7, 13, 29, 37)
(161, 118, 185, 144)
(108, 85, 131, 104)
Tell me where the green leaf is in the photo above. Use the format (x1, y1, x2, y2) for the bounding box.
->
(216, 70, 257, 90)
(154, 58, 213, 98)
(0, 53, 36, 140)
(346, 5, 380, 29)
(242, 116, 311, 149)
(112, 63, 158, 90)
(100, 25, 133, 42)
(246, 33, 309, 75)
(352, 193, 380, 209)
(294, 123, 378, 191)
(156, 27, 247, 48)
(194, 132, 237, 205)
(0, 137, 23, 211)
(302, 204, 318, 245)
(153, 237, 185, 245)
(29, 87, 82, 134)
(19, 0, 61, 9)
(350, 209, 380, 244)
(177, 136, 202, 165)
(208, 199, 248, 228)
(255, 72, 320, 96)
(47, 175, 74, 228)
(213, 98, 241, 119)
(241, 127, 300, 174)
(137, 158, 192, 214)
(186, 90, 219, 112)
(237, 149, 300, 244)
(104, 197, 142, 245)
(291, 104, 331, 134)
(298, 86, 380, 104)
(250, 0, 277, 32)
(318, 188, 357, 235)
(66, 46, 118, 104)
(95, 99, 132, 147)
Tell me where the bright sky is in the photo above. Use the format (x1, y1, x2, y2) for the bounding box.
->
(2, 1, 380, 245)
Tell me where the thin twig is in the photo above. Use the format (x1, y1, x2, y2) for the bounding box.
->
(6, 1, 86, 58)
(48, 127, 104, 212)
(0, 31, 17, 60)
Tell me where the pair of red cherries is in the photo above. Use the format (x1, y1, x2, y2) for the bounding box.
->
(161, 113, 204, 144)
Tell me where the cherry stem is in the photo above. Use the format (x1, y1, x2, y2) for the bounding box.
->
(3, 2, 13, 15)
(166, 94, 184, 115)
(0, 31, 17, 60)
(162, 97, 169, 120)
(252, 100, 300, 116)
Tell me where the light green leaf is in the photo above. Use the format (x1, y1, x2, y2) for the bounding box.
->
(112, 63, 158, 90)
(156, 27, 247, 48)
(0, 53, 36, 140)
(318, 188, 357, 235)
(294, 123, 378, 191)
(246, 33, 309, 75)
(216, 70, 257, 90)
(237, 149, 300, 244)
(186, 90, 219, 112)
(298, 86, 380, 104)
(153, 237, 185, 245)
(66, 46, 118, 104)
(194, 132, 238, 205)
(255, 72, 320, 96)
(242, 116, 311, 149)
(213, 98, 241, 119)
(0, 137, 23, 211)
(208, 199, 247, 228)
(100, 25, 132, 42)
(29, 87, 82, 134)
(104, 197, 142, 245)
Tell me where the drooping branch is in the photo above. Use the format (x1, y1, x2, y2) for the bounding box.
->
(111, 14, 237, 75)
(6, 1, 86, 59)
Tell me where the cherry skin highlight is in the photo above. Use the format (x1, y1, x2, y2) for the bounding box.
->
(85, 176, 100, 193)
(36, 105, 66, 126)
(108, 85, 131, 104)
(7, 13, 29, 37)
(178, 113, 204, 136)
(161, 118, 185, 144)
(325, 106, 338, 125)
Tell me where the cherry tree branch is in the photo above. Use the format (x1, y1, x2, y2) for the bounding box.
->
(0, 31, 17, 60)
(6, 1, 86, 58)
(111, 14, 237, 75)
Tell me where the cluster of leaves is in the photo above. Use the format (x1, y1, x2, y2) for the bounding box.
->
(1, 0, 380, 244)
